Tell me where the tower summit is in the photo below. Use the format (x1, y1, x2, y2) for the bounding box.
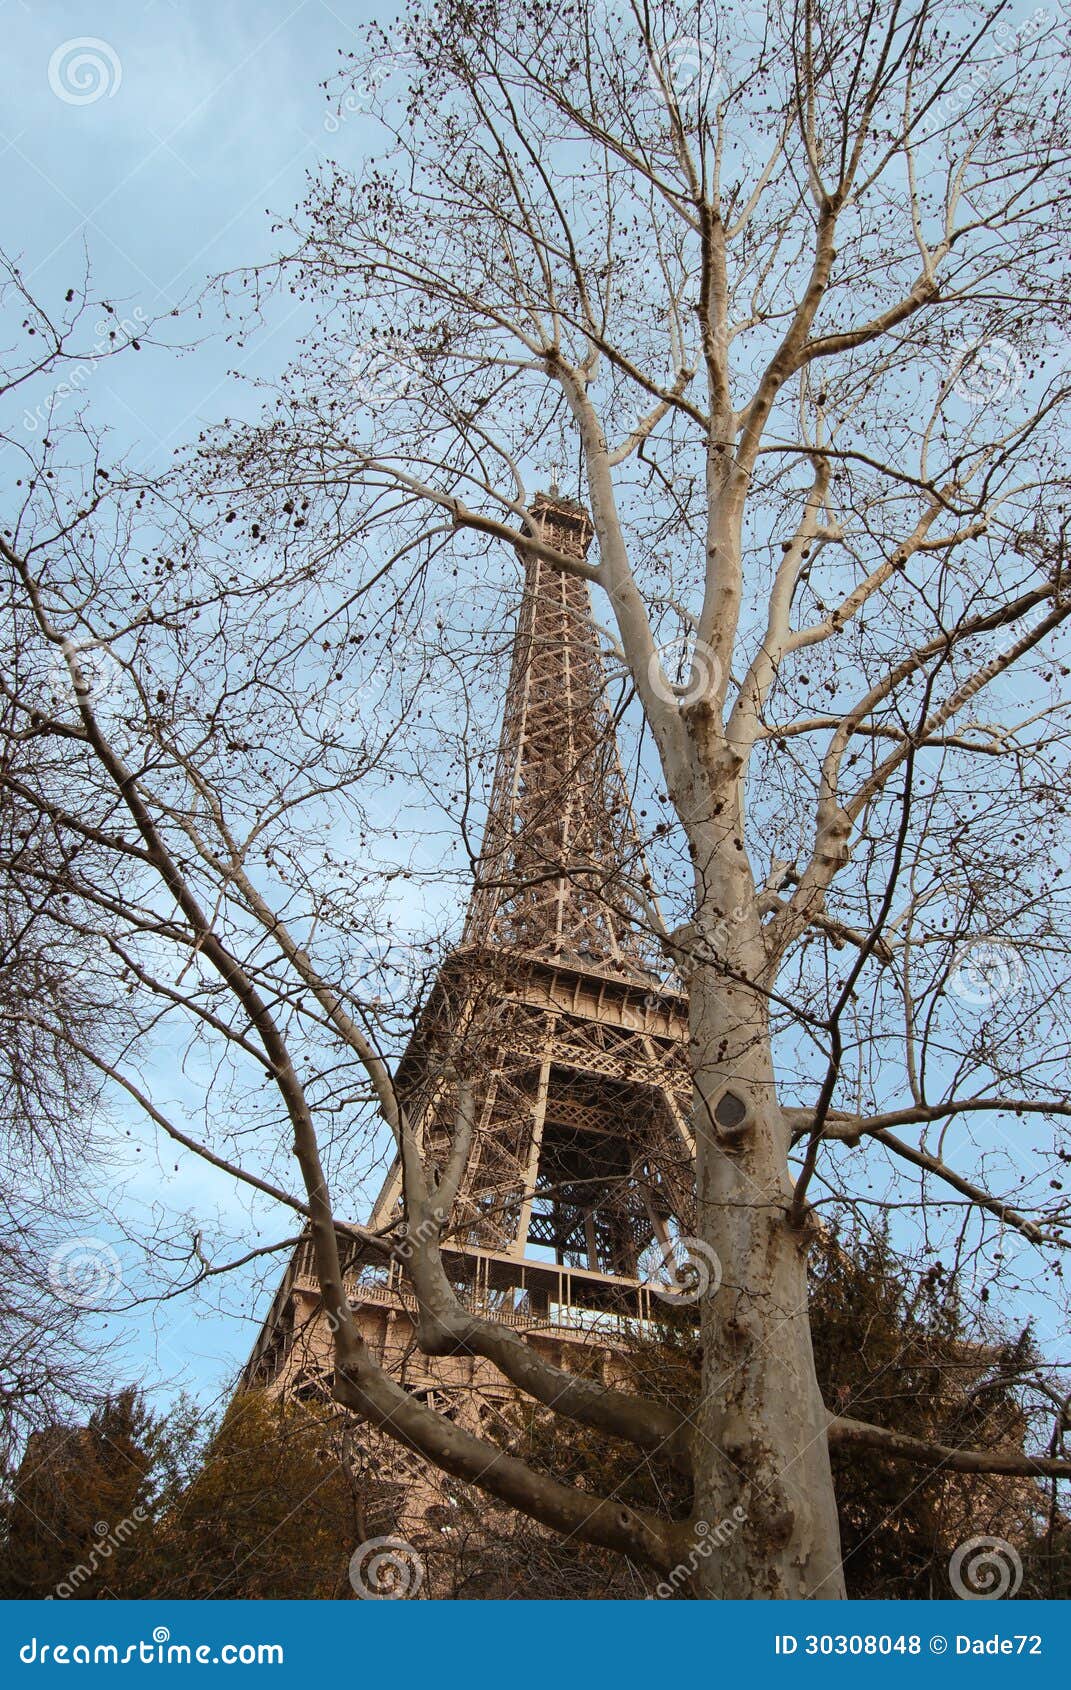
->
(464, 491, 656, 975)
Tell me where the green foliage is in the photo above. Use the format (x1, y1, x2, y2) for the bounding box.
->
(123, 1390, 359, 1599)
(463, 1228, 1068, 1599)
(811, 1232, 1047, 1598)
(3, 1237, 1065, 1599)
(0, 1389, 178, 1599)
(0, 1387, 358, 1600)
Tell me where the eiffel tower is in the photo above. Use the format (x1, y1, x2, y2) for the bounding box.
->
(242, 491, 694, 1576)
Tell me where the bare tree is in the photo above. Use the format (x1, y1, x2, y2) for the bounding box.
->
(0, 254, 161, 1459)
(4, 0, 1071, 1599)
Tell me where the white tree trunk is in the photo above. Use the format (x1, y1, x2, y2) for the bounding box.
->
(684, 910, 845, 1598)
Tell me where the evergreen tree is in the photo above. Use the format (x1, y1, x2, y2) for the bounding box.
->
(0, 1390, 177, 1598)
(6, 1238, 1064, 1600)
(124, 1392, 359, 1599)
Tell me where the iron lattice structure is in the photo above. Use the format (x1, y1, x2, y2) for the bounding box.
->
(463, 493, 657, 971)
(242, 493, 694, 1588)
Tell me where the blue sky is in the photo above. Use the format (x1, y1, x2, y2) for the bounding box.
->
(3, 0, 391, 464)
(2, 0, 405, 1422)
(4, 0, 1068, 1431)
